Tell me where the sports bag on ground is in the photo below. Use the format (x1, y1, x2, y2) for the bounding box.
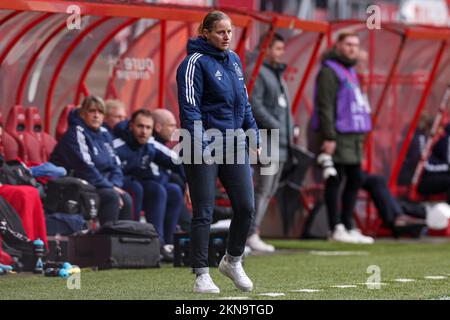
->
(68, 221, 160, 269)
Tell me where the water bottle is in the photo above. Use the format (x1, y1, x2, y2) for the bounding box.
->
(180, 237, 190, 266)
(54, 233, 63, 262)
(33, 238, 45, 274)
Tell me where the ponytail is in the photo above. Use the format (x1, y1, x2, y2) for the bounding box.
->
(198, 10, 231, 36)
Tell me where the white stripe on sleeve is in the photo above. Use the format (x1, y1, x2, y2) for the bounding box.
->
(76, 126, 94, 166)
(185, 53, 203, 106)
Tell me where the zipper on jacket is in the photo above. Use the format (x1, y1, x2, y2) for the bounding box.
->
(222, 61, 238, 129)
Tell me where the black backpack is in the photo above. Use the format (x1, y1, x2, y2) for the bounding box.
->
(0, 159, 38, 187)
(0, 196, 35, 263)
(44, 176, 99, 220)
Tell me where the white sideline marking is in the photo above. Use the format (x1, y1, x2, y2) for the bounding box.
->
(222, 297, 250, 300)
(425, 276, 447, 280)
(332, 285, 358, 288)
(393, 279, 416, 282)
(358, 282, 388, 286)
(309, 251, 369, 256)
(258, 293, 285, 297)
(290, 289, 322, 293)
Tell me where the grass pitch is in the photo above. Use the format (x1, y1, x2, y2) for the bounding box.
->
(1, 239, 450, 300)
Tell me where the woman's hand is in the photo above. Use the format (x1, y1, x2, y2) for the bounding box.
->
(113, 186, 125, 209)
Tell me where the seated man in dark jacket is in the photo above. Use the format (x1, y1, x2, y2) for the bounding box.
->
(103, 99, 127, 134)
(418, 123, 450, 202)
(50, 95, 132, 225)
(151, 108, 191, 233)
(113, 109, 185, 261)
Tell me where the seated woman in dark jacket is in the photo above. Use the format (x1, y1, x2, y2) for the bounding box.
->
(50, 96, 132, 225)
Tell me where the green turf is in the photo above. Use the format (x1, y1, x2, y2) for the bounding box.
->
(1, 239, 450, 300)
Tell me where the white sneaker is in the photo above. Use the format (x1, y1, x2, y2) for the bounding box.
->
(246, 234, 275, 253)
(163, 244, 174, 253)
(348, 229, 375, 244)
(243, 245, 252, 257)
(219, 256, 253, 292)
(330, 224, 358, 243)
(193, 274, 220, 294)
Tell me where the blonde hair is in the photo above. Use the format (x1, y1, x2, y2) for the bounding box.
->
(80, 95, 106, 114)
(198, 10, 231, 36)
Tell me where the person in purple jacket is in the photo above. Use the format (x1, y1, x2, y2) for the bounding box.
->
(311, 32, 374, 244)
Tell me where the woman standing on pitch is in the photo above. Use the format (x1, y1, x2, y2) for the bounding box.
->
(176, 11, 260, 293)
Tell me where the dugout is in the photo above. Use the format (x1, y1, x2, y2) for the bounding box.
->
(1, 0, 450, 237)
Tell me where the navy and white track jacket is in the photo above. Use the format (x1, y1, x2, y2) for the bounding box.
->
(112, 120, 184, 182)
(50, 109, 124, 189)
(176, 37, 260, 150)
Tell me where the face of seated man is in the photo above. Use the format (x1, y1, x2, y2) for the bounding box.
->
(153, 109, 177, 142)
(80, 103, 105, 131)
(130, 114, 154, 145)
(105, 105, 127, 130)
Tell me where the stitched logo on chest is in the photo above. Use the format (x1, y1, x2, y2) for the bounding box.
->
(233, 62, 243, 79)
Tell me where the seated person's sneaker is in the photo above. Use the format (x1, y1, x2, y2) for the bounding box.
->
(246, 234, 275, 253)
(193, 274, 220, 294)
(348, 229, 375, 244)
(160, 244, 174, 263)
(219, 255, 253, 292)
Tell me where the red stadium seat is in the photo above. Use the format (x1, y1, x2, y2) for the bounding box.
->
(5, 105, 27, 161)
(56, 104, 75, 142)
(0, 111, 20, 161)
(25, 106, 57, 161)
(5, 105, 50, 163)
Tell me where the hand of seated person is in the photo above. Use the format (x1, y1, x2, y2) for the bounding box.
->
(113, 186, 125, 209)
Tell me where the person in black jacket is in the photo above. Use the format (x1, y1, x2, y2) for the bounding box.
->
(50, 96, 132, 225)
(246, 32, 293, 253)
(418, 123, 450, 202)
